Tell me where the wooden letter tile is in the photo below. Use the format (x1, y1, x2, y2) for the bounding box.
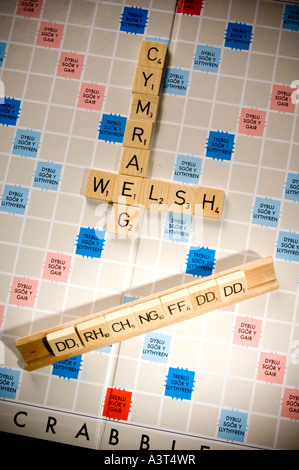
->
(188, 279, 220, 311)
(112, 174, 143, 206)
(216, 271, 248, 303)
(123, 119, 153, 150)
(118, 147, 150, 178)
(132, 298, 167, 331)
(129, 93, 160, 123)
(105, 307, 139, 338)
(107, 203, 141, 237)
(76, 317, 111, 348)
(47, 326, 82, 357)
(194, 186, 225, 219)
(160, 288, 194, 318)
(139, 178, 170, 210)
(138, 40, 168, 69)
(132, 65, 163, 96)
(85, 169, 116, 202)
(167, 182, 197, 215)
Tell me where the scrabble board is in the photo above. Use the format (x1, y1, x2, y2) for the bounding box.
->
(0, 0, 299, 451)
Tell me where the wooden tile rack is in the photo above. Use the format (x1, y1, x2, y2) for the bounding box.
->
(15, 256, 278, 371)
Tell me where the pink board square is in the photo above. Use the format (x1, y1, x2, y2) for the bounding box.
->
(233, 316, 262, 348)
(270, 84, 296, 113)
(9, 276, 38, 308)
(238, 108, 266, 137)
(17, 0, 43, 18)
(36, 22, 64, 49)
(57, 52, 85, 80)
(257, 351, 286, 384)
(281, 388, 299, 420)
(221, 304, 236, 312)
(42, 252, 72, 283)
(77, 83, 106, 111)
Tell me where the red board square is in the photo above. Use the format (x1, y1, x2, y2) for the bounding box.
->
(102, 387, 133, 421)
(177, 0, 204, 16)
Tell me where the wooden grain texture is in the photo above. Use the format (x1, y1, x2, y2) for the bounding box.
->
(76, 316, 111, 347)
(217, 271, 248, 302)
(107, 203, 141, 237)
(111, 173, 143, 206)
(129, 93, 160, 123)
(132, 65, 163, 96)
(194, 186, 225, 219)
(122, 119, 153, 150)
(160, 288, 194, 318)
(132, 298, 166, 331)
(137, 40, 168, 69)
(105, 307, 139, 338)
(139, 178, 170, 210)
(47, 326, 83, 356)
(15, 257, 278, 371)
(84, 169, 116, 202)
(118, 147, 150, 178)
(167, 182, 197, 215)
(85, 170, 225, 219)
(188, 279, 219, 311)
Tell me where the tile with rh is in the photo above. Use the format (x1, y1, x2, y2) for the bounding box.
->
(105, 306, 139, 338)
(188, 279, 220, 312)
(118, 147, 150, 178)
(111, 173, 143, 206)
(85, 169, 116, 202)
(216, 270, 248, 303)
(132, 298, 169, 331)
(160, 288, 194, 318)
(47, 326, 82, 357)
(129, 93, 160, 123)
(76, 316, 111, 347)
(167, 182, 197, 215)
(123, 119, 153, 150)
(194, 186, 225, 219)
(107, 203, 141, 237)
(138, 40, 168, 69)
(139, 178, 170, 210)
(132, 65, 163, 96)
